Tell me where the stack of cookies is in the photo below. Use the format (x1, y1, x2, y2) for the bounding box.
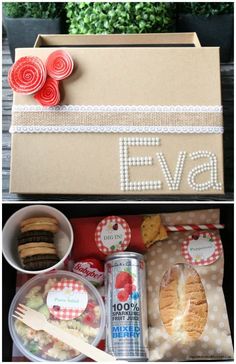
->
(17, 217, 60, 270)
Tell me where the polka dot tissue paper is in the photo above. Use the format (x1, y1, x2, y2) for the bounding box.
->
(146, 208, 233, 361)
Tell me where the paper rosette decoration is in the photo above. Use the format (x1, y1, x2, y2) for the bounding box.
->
(46, 50, 74, 80)
(8, 50, 74, 106)
(34, 77, 60, 106)
(8, 56, 46, 95)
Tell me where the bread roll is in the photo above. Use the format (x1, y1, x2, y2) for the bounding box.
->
(159, 264, 208, 342)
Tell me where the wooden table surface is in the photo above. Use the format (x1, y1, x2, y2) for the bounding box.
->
(2, 35, 234, 201)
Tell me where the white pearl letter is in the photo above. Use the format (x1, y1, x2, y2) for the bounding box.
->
(156, 151, 186, 190)
(119, 137, 161, 191)
(188, 151, 222, 191)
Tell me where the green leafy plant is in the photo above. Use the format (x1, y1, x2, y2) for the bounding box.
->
(3, 2, 64, 18)
(65, 2, 176, 34)
(178, 2, 233, 16)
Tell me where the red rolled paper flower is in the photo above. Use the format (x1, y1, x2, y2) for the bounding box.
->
(46, 50, 74, 80)
(34, 76, 60, 106)
(8, 56, 46, 95)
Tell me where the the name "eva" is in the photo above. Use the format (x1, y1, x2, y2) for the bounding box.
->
(119, 137, 222, 192)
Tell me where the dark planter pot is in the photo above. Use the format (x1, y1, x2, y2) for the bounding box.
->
(4, 17, 63, 62)
(177, 14, 234, 62)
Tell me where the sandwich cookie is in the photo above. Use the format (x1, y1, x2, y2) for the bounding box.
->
(18, 216, 60, 271)
(18, 230, 54, 245)
(20, 217, 59, 233)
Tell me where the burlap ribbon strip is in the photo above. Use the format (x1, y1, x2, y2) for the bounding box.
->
(10, 105, 223, 133)
(12, 111, 223, 127)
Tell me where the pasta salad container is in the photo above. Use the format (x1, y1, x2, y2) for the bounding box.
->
(8, 270, 105, 361)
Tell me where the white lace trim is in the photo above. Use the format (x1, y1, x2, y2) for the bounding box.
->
(12, 104, 223, 113)
(10, 125, 224, 134)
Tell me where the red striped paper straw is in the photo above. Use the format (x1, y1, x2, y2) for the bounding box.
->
(166, 224, 224, 232)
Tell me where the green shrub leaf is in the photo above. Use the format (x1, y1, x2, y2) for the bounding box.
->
(65, 2, 176, 34)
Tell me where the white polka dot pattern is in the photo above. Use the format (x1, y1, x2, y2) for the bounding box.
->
(146, 209, 233, 361)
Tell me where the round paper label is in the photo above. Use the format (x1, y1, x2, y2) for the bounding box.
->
(47, 279, 88, 320)
(181, 232, 223, 266)
(95, 216, 131, 255)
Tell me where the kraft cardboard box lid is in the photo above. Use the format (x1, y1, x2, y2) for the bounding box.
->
(10, 33, 224, 195)
(34, 32, 202, 47)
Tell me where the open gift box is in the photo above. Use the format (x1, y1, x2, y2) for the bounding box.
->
(8, 208, 233, 361)
(9, 33, 224, 195)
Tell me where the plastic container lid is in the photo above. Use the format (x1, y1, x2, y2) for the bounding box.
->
(9, 270, 105, 362)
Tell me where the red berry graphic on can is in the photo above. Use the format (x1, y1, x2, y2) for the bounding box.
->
(115, 271, 133, 289)
(124, 283, 136, 294)
(117, 289, 129, 302)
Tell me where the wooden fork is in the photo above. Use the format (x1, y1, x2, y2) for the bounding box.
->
(13, 303, 116, 362)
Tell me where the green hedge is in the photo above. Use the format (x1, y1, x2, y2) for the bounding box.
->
(65, 2, 176, 34)
(3, 2, 233, 31)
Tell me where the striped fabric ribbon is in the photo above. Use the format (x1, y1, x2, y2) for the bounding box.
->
(166, 224, 224, 232)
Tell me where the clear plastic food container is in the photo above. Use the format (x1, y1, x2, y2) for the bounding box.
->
(8, 270, 105, 361)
